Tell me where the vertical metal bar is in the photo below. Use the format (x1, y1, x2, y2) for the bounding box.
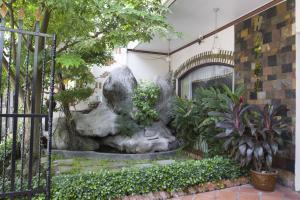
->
(2, 19, 14, 193)
(28, 21, 40, 195)
(10, 18, 23, 193)
(0, 18, 5, 144)
(0, 17, 5, 193)
(20, 37, 30, 189)
(38, 38, 47, 186)
(46, 34, 56, 200)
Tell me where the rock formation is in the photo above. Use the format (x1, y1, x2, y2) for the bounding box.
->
(103, 67, 137, 115)
(103, 121, 178, 153)
(155, 73, 174, 125)
(73, 104, 119, 138)
(52, 117, 100, 151)
(52, 66, 178, 153)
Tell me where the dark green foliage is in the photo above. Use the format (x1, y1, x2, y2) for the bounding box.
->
(116, 114, 142, 137)
(210, 100, 289, 172)
(132, 81, 160, 126)
(171, 85, 245, 156)
(0, 135, 12, 162)
(40, 157, 244, 200)
(55, 87, 94, 106)
(170, 97, 210, 153)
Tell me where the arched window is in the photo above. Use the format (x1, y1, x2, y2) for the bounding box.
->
(174, 51, 234, 99)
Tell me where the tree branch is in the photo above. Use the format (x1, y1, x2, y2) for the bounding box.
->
(6, 2, 17, 62)
(57, 40, 81, 53)
(57, 31, 103, 54)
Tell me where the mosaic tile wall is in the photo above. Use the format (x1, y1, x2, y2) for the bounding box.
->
(234, 0, 296, 163)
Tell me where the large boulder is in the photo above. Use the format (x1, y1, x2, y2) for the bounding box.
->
(102, 121, 178, 153)
(73, 104, 118, 138)
(103, 67, 137, 114)
(155, 73, 174, 124)
(52, 117, 100, 151)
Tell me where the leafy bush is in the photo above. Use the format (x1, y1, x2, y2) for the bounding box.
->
(170, 85, 245, 155)
(55, 87, 94, 106)
(132, 81, 160, 126)
(43, 157, 244, 200)
(116, 114, 142, 137)
(170, 97, 209, 153)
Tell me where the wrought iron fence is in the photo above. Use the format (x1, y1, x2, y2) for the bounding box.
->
(0, 6, 56, 200)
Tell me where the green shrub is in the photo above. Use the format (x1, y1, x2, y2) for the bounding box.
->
(116, 114, 142, 136)
(170, 85, 245, 157)
(0, 135, 13, 161)
(43, 157, 244, 200)
(132, 81, 160, 126)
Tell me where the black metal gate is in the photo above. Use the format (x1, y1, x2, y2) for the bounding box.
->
(0, 8, 56, 200)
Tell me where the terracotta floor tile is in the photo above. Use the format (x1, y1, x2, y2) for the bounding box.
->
(172, 184, 300, 200)
(283, 192, 300, 200)
(216, 190, 238, 200)
(180, 196, 194, 200)
(262, 192, 284, 200)
(220, 187, 240, 193)
(239, 192, 260, 200)
(194, 191, 216, 200)
(239, 185, 259, 193)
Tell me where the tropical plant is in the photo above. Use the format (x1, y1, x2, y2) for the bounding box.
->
(247, 104, 288, 171)
(194, 84, 245, 110)
(132, 81, 160, 126)
(210, 99, 289, 172)
(170, 97, 208, 153)
(170, 84, 245, 155)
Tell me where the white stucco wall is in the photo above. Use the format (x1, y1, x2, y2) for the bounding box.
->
(170, 26, 235, 72)
(127, 52, 169, 81)
(295, 0, 300, 192)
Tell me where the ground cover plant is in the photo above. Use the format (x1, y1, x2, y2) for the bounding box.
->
(36, 156, 244, 200)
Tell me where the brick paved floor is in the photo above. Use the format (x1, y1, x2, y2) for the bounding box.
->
(170, 184, 300, 200)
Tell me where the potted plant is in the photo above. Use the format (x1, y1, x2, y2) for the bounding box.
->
(209, 97, 288, 191)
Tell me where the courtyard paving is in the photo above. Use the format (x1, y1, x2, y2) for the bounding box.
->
(170, 184, 300, 200)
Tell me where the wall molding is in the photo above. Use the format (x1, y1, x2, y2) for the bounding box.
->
(174, 50, 234, 79)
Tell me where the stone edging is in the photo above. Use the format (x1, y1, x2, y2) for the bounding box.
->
(52, 148, 183, 160)
(120, 177, 250, 200)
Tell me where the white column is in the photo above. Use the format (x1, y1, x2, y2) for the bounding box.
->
(295, 0, 300, 192)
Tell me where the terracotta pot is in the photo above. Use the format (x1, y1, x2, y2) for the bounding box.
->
(250, 169, 278, 191)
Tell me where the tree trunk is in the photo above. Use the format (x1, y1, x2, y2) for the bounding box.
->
(57, 72, 78, 150)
